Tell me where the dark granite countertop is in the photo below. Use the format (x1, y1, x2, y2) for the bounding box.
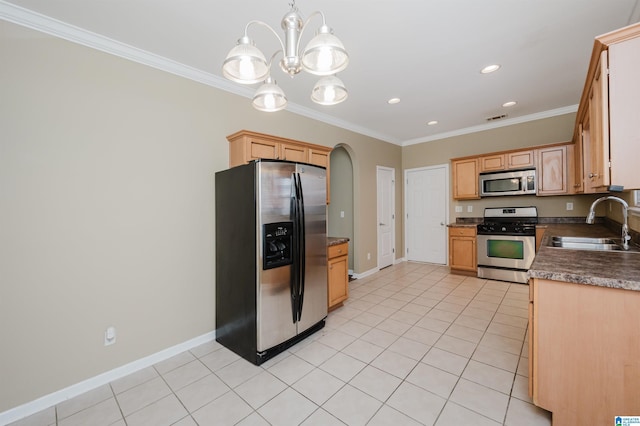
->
(529, 224, 640, 291)
(327, 237, 349, 246)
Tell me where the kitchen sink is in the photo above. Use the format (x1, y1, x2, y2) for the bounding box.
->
(549, 236, 640, 252)
(551, 236, 616, 244)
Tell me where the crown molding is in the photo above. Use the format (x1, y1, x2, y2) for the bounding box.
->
(0, 1, 399, 145)
(401, 105, 579, 146)
(0, 1, 580, 147)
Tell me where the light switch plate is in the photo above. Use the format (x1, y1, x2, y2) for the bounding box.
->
(455, 206, 463, 213)
(467, 206, 473, 213)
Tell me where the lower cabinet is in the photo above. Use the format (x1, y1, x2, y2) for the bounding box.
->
(529, 278, 640, 425)
(448, 226, 477, 274)
(328, 242, 349, 310)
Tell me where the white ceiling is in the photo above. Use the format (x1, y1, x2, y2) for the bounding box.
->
(2, 0, 639, 145)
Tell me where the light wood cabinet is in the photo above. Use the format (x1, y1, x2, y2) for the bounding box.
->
(479, 150, 535, 173)
(448, 226, 477, 274)
(280, 143, 308, 163)
(507, 150, 535, 169)
(327, 242, 349, 310)
(534, 226, 546, 252)
(453, 148, 539, 200)
(227, 130, 333, 203)
(568, 137, 584, 193)
(585, 50, 610, 192)
(452, 158, 480, 200)
(479, 154, 506, 172)
(574, 22, 640, 191)
(536, 144, 568, 195)
(529, 277, 640, 425)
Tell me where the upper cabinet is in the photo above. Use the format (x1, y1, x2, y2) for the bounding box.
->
(479, 150, 535, 173)
(536, 144, 569, 196)
(227, 130, 333, 203)
(574, 22, 640, 191)
(452, 158, 480, 200)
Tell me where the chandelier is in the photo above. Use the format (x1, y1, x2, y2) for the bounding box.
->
(222, 1, 349, 112)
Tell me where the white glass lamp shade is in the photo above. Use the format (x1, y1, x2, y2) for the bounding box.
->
(222, 36, 269, 84)
(252, 77, 287, 112)
(302, 25, 349, 76)
(311, 75, 347, 105)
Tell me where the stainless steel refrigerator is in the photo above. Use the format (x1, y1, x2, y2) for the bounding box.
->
(215, 159, 328, 365)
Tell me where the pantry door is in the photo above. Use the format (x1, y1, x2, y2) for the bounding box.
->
(377, 166, 395, 269)
(405, 165, 449, 264)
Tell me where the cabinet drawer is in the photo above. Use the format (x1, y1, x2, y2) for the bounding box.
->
(328, 242, 348, 259)
(449, 227, 476, 237)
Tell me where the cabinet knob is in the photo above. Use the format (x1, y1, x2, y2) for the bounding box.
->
(337, 249, 342, 253)
(588, 173, 599, 178)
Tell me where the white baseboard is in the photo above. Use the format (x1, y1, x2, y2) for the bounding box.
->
(352, 267, 379, 280)
(0, 331, 216, 425)
(394, 257, 406, 264)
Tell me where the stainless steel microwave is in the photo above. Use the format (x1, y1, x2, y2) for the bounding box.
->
(479, 169, 536, 196)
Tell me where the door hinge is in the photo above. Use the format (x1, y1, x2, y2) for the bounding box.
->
(392, 214, 395, 219)
(392, 248, 395, 253)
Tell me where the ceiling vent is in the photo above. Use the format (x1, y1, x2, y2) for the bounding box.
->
(486, 114, 508, 121)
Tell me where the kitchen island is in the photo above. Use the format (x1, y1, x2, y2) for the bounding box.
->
(527, 224, 640, 425)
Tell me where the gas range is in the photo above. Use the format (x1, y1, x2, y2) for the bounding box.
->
(477, 207, 538, 236)
(476, 206, 538, 284)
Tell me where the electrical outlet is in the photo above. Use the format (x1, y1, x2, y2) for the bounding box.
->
(340, 210, 345, 218)
(566, 202, 574, 211)
(455, 206, 463, 213)
(367, 253, 371, 260)
(104, 326, 116, 346)
(467, 205, 473, 213)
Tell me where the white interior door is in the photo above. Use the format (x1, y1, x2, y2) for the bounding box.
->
(405, 165, 449, 264)
(377, 166, 395, 269)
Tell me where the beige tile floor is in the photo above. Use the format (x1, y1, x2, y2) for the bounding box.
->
(10, 262, 552, 426)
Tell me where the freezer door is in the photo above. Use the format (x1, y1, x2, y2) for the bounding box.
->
(296, 163, 328, 333)
(256, 161, 297, 352)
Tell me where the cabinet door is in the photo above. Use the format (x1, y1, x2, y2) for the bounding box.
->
(536, 145, 568, 195)
(609, 35, 640, 189)
(452, 158, 480, 200)
(569, 132, 584, 193)
(586, 51, 610, 191)
(328, 255, 348, 308)
(449, 236, 476, 271)
(448, 227, 477, 272)
(308, 148, 330, 167)
(280, 143, 308, 163)
(508, 150, 535, 169)
(480, 154, 506, 172)
(248, 137, 279, 161)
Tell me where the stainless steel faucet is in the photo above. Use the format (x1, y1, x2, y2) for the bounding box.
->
(586, 195, 631, 250)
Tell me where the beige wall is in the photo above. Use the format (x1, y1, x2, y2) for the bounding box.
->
(0, 21, 401, 412)
(402, 113, 605, 222)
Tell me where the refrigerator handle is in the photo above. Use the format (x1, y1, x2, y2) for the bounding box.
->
(296, 173, 306, 321)
(289, 174, 299, 324)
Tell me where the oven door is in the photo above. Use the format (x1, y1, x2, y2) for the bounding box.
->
(477, 234, 535, 270)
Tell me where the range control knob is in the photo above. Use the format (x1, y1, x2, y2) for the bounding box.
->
(501, 226, 507, 232)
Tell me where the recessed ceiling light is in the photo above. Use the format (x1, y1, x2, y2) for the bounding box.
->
(387, 97, 401, 104)
(427, 120, 438, 126)
(502, 101, 517, 107)
(480, 64, 501, 74)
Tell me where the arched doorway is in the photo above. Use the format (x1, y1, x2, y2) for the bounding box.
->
(328, 145, 354, 273)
